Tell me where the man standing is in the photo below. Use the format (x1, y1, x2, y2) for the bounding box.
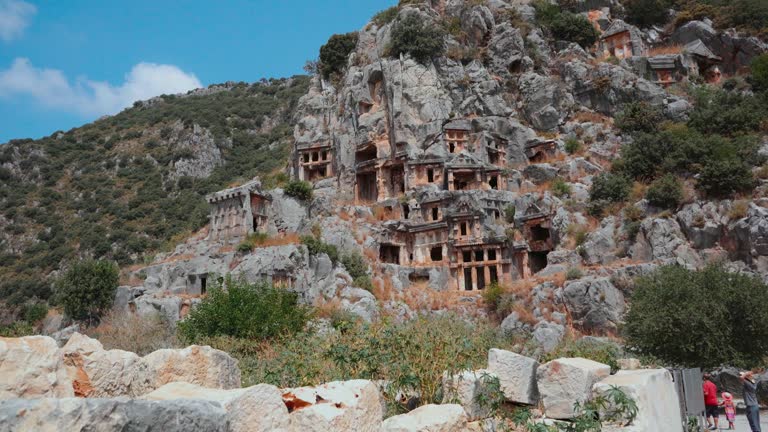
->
(742, 371, 762, 432)
(703, 373, 720, 430)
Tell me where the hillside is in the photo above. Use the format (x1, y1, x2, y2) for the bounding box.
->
(0, 76, 310, 309)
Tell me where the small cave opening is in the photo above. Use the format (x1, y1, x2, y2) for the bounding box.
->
(528, 251, 549, 274)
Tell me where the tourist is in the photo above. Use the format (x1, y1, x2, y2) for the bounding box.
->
(741, 371, 762, 432)
(720, 392, 736, 430)
(703, 373, 720, 430)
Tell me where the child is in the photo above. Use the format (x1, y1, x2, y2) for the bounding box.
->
(720, 392, 736, 430)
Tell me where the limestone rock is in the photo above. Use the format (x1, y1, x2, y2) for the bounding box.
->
(676, 202, 727, 249)
(487, 349, 538, 404)
(62, 333, 139, 398)
(537, 357, 611, 419)
(442, 369, 496, 420)
(129, 345, 241, 397)
(285, 380, 383, 432)
(381, 403, 468, 432)
(0, 336, 73, 400)
(580, 217, 617, 265)
(518, 72, 573, 131)
(0, 397, 229, 431)
(593, 369, 684, 432)
(144, 382, 291, 432)
(562, 277, 625, 333)
(532, 321, 565, 353)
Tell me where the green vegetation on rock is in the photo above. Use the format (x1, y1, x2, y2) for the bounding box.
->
(55, 260, 119, 322)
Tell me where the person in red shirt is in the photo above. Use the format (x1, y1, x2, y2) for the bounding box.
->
(703, 373, 720, 430)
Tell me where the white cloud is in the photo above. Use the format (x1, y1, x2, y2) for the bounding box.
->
(0, 0, 36, 42)
(0, 58, 203, 116)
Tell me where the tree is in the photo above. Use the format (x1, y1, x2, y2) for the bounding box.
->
(697, 158, 754, 197)
(624, 0, 670, 28)
(319, 32, 359, 79)
(388, 14, 445, 63)
(624, 265, 768, 368)
(589, 172, 631, 204)
(56, 260, 119, 322)
(178, 277, 312, 341)
(645, 174, 683, 209)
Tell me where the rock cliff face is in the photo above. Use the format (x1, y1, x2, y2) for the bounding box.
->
(118, 0, 768, 340)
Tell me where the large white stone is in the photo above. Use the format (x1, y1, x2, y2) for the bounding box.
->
(129, 345, 241, 396)
(441, 369, 496, 421)
(285, 379, 383, 432)
(593, 369, 684, 432)
(537, 357, 611, 419)
(0, 336, 73, 399)
(381, 404, 468, 432)
(144, 381, 291, 432)
(63, 332, 139, 397)
(486, 348, 539, 404)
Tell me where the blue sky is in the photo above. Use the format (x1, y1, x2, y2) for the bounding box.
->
(0, 0, 397, 143)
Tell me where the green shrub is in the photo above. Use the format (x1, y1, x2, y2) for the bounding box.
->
(697, 158, 754, 197)
(340, 251, 368, 280)
(624, 0, 670, 27)
(615, 101, 663, 134)
(301, 235, 339, 263)
(549, 12, 600, 48)
(504, 204, 516, 224)
(319, 32, 359, 79)
(750, 53, 768, 92)
(284, 180, 313, 200)
(236, 241, 254, 253)
(688, 88, 767, 137)
(372, 6, 398, 27)
(624, 265, 768, 368)
(388, 14, 445, 63)
(565, 267, 583, 280)
(551, 178, 572, 198)
(0, 321, 34, 337)
(178, 277, 312, 341)
(56, 260, 118, 322)
(22, 302, 48, 323)
(589, 172, 631, 204)
(564, 137, 581, 154)
(645, 174, 683, 209)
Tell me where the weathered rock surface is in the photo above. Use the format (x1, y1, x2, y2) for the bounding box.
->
(0, 336, 73, 400)
(537, 357, 611, 419)
(487, 349, 538, 405)
(381, 403, 468, 432)
(0, 397, 229, 431)
(593, 369, 684, 432)
(532, 321, 565, 353)
(129, 345, 241, 397)
(562, 277, 625, 333)
(63, 333, 139, 398)
(144, 382, 291, 432)
(285, 380, 383, 432)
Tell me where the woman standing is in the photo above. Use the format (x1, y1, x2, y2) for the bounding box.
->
(741, 371, 762, 432)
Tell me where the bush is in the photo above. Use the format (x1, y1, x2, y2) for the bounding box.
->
(623, 0, 670, 27)
(56, 260, 118, 322)
(750, 54, 768, 92)
(388, 14, 445, 63)
(301, 235, 339, 263)
(688, 88, 767, 137)
(22, 302, 48, 323)
(89, 310, 179, 356)
(589, 172, 631, 204)
(551, 178, 571, 198)
(284, 180, 313, 201)
(615, 101, 663, 134)
(372, 6, 398, 27)
(548, 12, 600, 48)
(565, 267, 583, 280)
(340, 251, 368, 280)
(319, 32, 359, 79)
(697, 158, 754, 197)
(645, 174, 683, 209)
(504, 204, 516, 224)
(483, 282, 515, 318)
(625, 265, 768, 368)
(178, 277, 312, 342)
(564, 137, 581, 154)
